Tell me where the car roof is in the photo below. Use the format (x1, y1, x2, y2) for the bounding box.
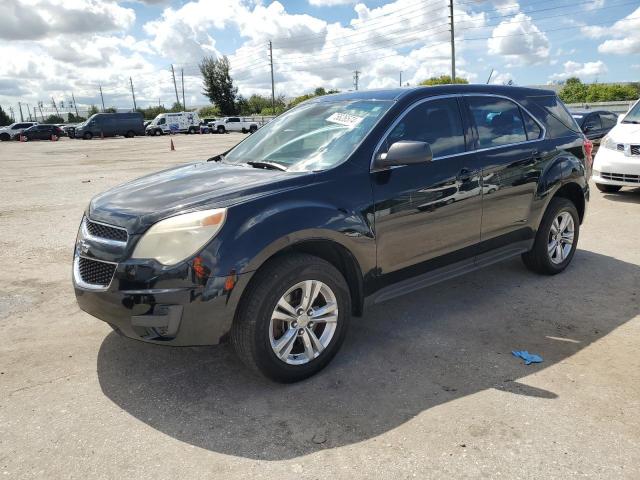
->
(570, 110, 616, 115)
(314, 84, 557, 103)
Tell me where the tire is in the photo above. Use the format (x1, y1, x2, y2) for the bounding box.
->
(249, 125, 258, 134)
(188, 127, 196, 134)
(83, 132, 92, 140)
(522, 197, 580, 275)
(154, 129, 162, 136)
(0, 133, 9, 141)
(217, 126, 225, 134)
(125, 130, 135, 138)
(232, 253, 351, 383)
(595, 183, 622, 193)
(241, 128, 247, 134)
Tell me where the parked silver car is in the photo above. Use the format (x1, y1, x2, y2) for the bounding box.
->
(0, 122, 38, 141)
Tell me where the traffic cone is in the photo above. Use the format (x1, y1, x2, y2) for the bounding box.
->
(50, 134, 58, 141)
(170, 139, 175, 151)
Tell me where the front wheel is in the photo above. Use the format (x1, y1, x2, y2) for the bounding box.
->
(232, 254, 351, 383)
(217, 126, 225, 134)
(0, 133, 9, 141)
(596, 183, 622, 193)
(83, 132, 92, 140)
(249, 125, 258, 134)
(522, 197, 579, 275)
(154, 129, 162, 136)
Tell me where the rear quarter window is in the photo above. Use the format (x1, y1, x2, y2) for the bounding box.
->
(523, 95, 581, 138)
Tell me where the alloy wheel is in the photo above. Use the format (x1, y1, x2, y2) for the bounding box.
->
(269, 280, 339, 365)
(548, 211, 574, 264)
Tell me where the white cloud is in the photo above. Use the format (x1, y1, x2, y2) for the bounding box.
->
(489, 70, 514, 85)
(487, 13, 549, 65)
(596, 7, 640, 55)
(0, 0, 134, 40)
(549, 60, 608, 80)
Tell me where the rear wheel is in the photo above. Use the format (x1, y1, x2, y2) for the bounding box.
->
(596, 183, 622, 193)
(522, 197, 579, 275)
(232, 254, 351, 383)
(188, 126, 196, 134)
(125, 130, 135, 138)
(249, 125, 258, 133)
(0, 133, 9, 141)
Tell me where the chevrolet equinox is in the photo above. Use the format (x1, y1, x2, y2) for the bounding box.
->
(73, 85, 591, 382)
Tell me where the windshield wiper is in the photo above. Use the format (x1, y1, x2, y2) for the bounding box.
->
(622, 120, 639, 124)
(246, 161, 288, 171)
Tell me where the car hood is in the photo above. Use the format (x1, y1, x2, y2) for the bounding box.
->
(608, 123, 640, 143)
(88, 161, 304, 232)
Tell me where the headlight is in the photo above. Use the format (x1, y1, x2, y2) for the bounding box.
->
(132, 208, 226, 266)
(602, 136, 617, 151)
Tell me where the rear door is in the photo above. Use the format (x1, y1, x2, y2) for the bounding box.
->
(371, 96, 482, 280)
(462, 95, 546, 249)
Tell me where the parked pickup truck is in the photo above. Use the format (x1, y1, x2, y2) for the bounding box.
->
(213, 117, 259, 134)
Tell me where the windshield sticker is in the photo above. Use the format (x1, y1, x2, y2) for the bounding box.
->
(326, 112, 364, 127)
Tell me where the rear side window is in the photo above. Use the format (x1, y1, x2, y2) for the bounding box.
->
(527, 95, 581, 135)
(601, 113, 617, 129)
(384, 97, 465, 158)
(467, 96, 527, 148)
(522, 109, 543, 140)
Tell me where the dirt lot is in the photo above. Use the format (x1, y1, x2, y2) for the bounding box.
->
(1, 135, 639, 479)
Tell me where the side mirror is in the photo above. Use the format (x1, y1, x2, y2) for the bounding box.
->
(374, 140, 433, 170)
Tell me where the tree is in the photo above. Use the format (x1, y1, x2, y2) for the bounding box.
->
(169, 102, 184, 113)
(199, 105, 221, 118)
(67, 113, 86, 123)
(44, 114, 64, 124)
(104, 107, 117, 113)
(420, 75, 469, 86)
(199, 56, 237, 115)
(558, 77, 588, 103)
(288, 88, 339, 108)
(0, 105, 11, 126)
(137, 105, 168, 120)
(87, 105, 99, 117)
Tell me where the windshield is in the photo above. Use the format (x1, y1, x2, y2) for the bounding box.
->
(223, 99, 393, 172)
(622, 100, 640, 123)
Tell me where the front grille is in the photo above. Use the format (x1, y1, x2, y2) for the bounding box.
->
(85, 218, 128, 243)
(631, 145, 640, 156)
(601, 172, 640, 184)
(616, 144, 624, 152)
(78, 257, 116, 287)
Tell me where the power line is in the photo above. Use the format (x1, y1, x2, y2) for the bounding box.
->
(449, 0, 456, 82)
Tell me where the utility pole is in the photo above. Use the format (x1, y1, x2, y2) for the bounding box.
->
(99, 85, 105, 112)
(353, 69, 360, 91)
(170, 64, 180, 108)
(51, 97, 59, 116)
(399, 71, 402, 87)
(26, 104, 32, 121)
(268, 40, 275, 113)
(34, 106, 38, 122)
(449, 0, 456, 82)
(38, 104, 44, 121)
(18, 102, 24, 122)
(71, 92, 79, 117)
(181, 68, 185, 110)
(9, 106, 15, 121)
(129, 77, 137, 111)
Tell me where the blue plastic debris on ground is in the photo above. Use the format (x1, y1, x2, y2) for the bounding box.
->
(512, 350, 543, 365)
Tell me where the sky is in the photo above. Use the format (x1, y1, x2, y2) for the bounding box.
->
(0, 0, 639, 115)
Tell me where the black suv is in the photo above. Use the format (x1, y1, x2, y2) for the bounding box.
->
(73, 85, 591, 382)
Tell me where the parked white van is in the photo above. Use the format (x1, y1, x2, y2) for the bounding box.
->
(146, 112, 201, 136)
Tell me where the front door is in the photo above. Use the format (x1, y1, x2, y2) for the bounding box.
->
(370, 96, 482, 284)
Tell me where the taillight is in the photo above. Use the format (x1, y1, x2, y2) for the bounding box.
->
(584, 138, 593, 166)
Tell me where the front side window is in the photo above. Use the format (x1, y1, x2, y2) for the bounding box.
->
(158, 118, 166, 125)
(468, 97, 527, 148)
(382, 97, 466, 159)
(622, 101, 640, 124)
(224, 100, 393, 172)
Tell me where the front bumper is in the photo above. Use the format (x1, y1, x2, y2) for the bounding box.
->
(73, 216, 252, 346)
(593, 148, 640, 187)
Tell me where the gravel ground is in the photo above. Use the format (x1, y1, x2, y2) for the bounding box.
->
(0, 134, 639, 479)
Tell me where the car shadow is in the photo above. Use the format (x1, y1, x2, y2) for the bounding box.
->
(602, 188, 640, 204)
(97, 250, 639, 460)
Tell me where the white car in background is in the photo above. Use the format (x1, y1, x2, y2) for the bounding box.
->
(592, 99, 640, 193)
(0, 121, 38, 141)
(213, 117, 260, 134)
